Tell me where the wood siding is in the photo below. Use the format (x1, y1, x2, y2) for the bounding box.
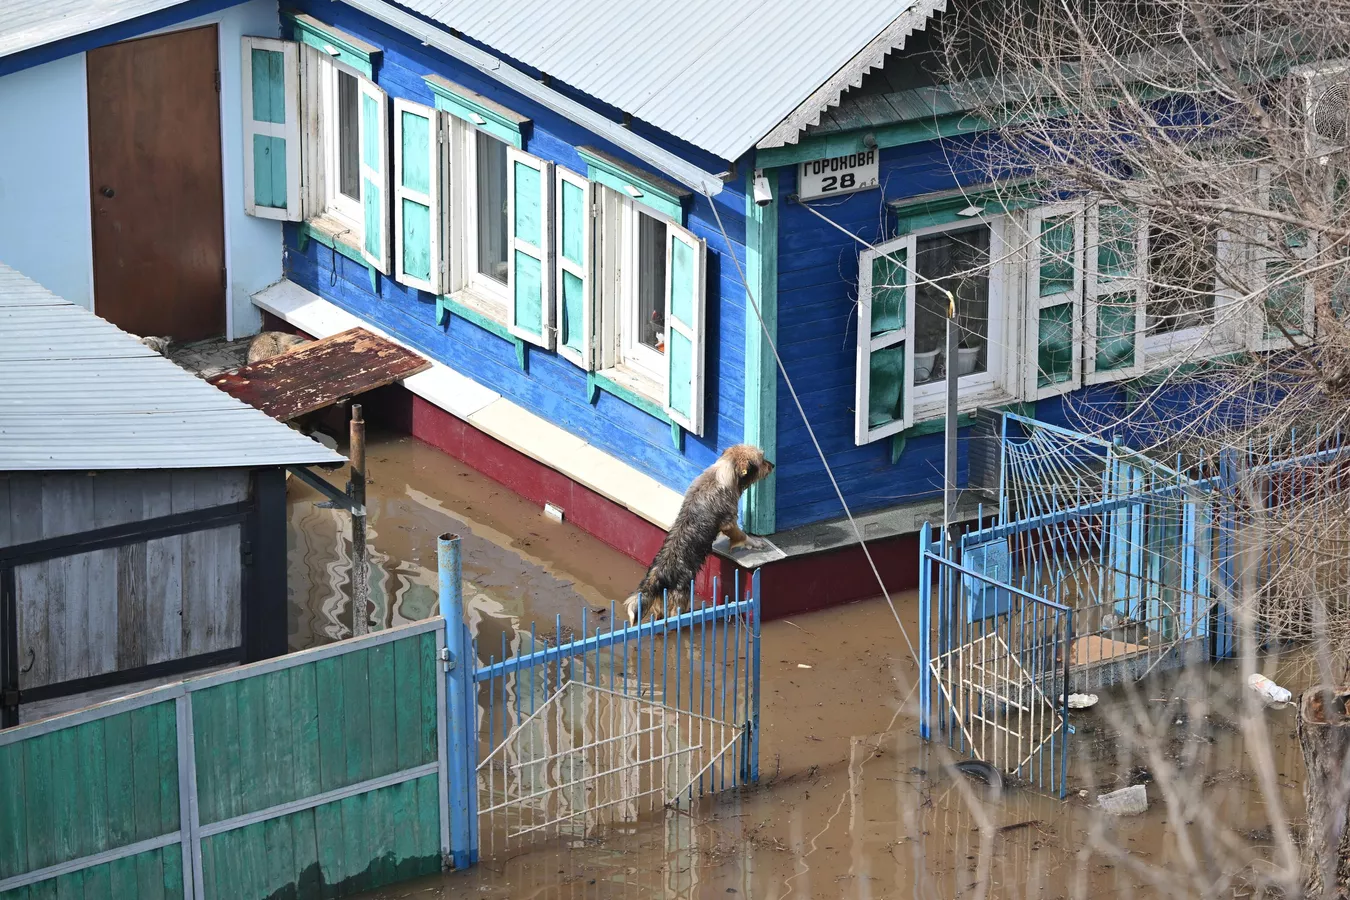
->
(282, 0, 748, 498)
(1, 470, 250, 691)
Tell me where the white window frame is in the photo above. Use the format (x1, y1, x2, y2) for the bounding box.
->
(320, 57, 365, 231)
(854, 235, 914, 444)
(458, 121, 512, 312)
(1084, 201, 1148, 383)
(1246, 165, 1319, 352)
(907, 215, 1017, 420)
(594, 184, 686, 400)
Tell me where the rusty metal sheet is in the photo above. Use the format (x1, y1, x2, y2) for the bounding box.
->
(208, 328, 430, 421)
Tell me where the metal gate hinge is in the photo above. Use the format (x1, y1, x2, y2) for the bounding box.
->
(440, 647, 454, 670)
(1, 689, 19, 706)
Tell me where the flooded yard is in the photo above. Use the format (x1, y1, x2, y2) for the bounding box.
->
(289, 432, 1312, 900)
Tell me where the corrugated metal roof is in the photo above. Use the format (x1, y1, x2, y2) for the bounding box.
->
(0, 264, 346, 471)
(0, 0, 196, 60)
(393, 0, 946, 160)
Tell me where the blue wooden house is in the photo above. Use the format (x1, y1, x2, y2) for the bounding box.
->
(1, 0, 1272, 615)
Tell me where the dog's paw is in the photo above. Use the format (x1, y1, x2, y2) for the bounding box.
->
(735, 535, 768, 552)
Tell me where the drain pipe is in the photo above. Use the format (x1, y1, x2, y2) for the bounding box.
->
(339, 0, 726, 196)
(438, 533, 477, 868)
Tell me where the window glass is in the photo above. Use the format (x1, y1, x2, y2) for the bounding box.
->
(913, 225, 991, 385)
(1147, 211, 1216, 334)
(475, 130, 509, 285)
(337, 70, 360, 202)
(636, 212, 667, 354)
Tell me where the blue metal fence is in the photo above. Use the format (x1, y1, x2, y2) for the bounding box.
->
(436, 533, 761, 863)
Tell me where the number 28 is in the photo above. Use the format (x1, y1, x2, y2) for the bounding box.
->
(821, 173, 857, 192)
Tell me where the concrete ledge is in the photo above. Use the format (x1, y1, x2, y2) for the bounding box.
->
(252, 280, 684, 531)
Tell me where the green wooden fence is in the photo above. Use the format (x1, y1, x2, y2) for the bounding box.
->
(0, 617, 448, 900)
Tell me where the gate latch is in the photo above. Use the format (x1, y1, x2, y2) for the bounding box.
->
(0, 689, 18, 707)
(439, 647, 455, 671)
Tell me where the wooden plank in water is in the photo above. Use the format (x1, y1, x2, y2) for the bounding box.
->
(207, 328, 429, 422)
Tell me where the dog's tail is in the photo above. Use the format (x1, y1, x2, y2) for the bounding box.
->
(624, 592, 644, 627)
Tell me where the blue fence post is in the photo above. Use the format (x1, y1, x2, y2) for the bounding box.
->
(744, 569, 762, 784)
(439, 533, 477, 868)
(1214, 451, 1238, 659)
(919, 523, 932, 740)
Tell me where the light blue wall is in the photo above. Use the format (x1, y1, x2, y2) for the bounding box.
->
(0, 53, 94, 309)
(0, 0, 283, 337)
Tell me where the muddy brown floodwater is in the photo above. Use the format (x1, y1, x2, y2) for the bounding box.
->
(291, 432, 1313, 900)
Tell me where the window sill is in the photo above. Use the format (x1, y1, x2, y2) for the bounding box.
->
(912, 383, 1019, 423)
(589, 367, 683, 450)
(296, 217, 376, 292)
(435, 289, 528, 370)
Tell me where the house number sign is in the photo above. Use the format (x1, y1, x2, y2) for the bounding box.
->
(797, 149, 879, 201)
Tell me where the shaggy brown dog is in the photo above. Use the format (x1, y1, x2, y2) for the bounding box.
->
(625, 444, 774, 624)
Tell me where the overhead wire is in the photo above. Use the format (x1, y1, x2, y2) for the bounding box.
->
(701, 187, 929, 662)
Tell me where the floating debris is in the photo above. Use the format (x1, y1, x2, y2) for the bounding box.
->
(1098, 784, 1148, 816)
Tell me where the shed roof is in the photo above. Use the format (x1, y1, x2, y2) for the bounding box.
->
(0, 264, 346, 471)
(0, 0, 195, 60)
(394, 0, 946, 160)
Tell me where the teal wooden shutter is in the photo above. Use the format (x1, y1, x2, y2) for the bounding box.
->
(241, 37, 301, 221)
(1026, 204, 1084, 398)
(506, 147, 554, 348)
(1246, 166, 1316, 352)
(664, 225, 706, 434)
(854, 236, 913, 445)
(1086, 202, 1146, 382)
(555, 167, 593, 369)
(393, 98, 444, 294)
(358, 78, 390, 274)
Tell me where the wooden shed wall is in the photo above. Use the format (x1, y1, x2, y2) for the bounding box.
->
(0, 469, 251, 692)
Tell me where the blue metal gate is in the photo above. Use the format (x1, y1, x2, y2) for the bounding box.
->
(436, 534, 762, 863)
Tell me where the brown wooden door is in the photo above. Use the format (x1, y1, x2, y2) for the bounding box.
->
(88, 25, 226, 342)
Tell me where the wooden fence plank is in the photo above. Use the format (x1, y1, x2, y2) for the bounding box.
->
(289, 664, 321, 801)
(80, 862, 110, 899)
(153, 702, 177, 837)
(75, 721, 108, 861)
(0, 743, 27, 881)
(198, 832, 217, 900)
(313, 800, 343, 900)
(261, 670, 293, 815)
(392, 637, 420, 772)
(101, 712, 134, 849)
(315, 658, 344, 795)
(129, 706, 161, 843)
(413, 774, 440, 874)
(107, 854, 137, 899)
(236, 672, 267, 813)
(417, 633, 438, 766)
(340, 651, 372, 787)
(160, 845, 183, 899)
(290, 809, 320, 900)
(338, 792, 370, 894)
(262, 816, 294, 900)
(366, 643, 396, 780)
(50, 871, 79, 900)
(23, 734, 55, 872)
(133, 846, 165, 900)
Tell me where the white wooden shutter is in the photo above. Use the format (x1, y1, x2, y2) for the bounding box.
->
(665, 225, 706, 434)
(506, 148, 554, 347)
(1025, 203, 1085, 398)
(555, 167, 593, 368)
(393, 99, 445, 293)
(854, 235, 914, 445)
(1085, 202, 1147, 383)
(241, 37, 302, 221)
(357, 78, 390, 274)
(1245, 166, 1317, 352)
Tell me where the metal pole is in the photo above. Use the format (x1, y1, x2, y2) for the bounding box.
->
(349, 404, 369, 637)
(439, 533, 476, 868)
(944, 300, 959, 532)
